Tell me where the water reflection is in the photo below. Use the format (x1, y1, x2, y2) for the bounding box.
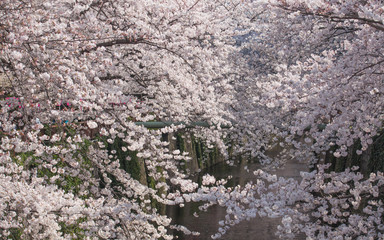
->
(167, 158, 308, 239)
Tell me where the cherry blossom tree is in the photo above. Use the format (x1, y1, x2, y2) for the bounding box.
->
(191, 165, 384, 239)
(0, 0, 256, 238)
(218, 0, 384, 239)
(262, 0, 384, 159)
(1, 0, 384, 239)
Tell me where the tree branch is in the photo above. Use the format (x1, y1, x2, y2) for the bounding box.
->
(81, 37, 146, 53)
(276, 4, 384, 32)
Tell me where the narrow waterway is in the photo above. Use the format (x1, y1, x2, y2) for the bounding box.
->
(166, 155, 308, 239)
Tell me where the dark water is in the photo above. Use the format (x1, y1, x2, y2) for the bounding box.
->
(166, 157, 308, 240)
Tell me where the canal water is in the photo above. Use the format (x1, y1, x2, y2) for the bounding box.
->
(166, 155, 308, 239)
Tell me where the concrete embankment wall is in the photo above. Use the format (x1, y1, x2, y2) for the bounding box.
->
(110, 129, 228, 188)
(320, 131, 384, 176)
(105, 129, 230, 214)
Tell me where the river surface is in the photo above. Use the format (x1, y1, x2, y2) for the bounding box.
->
(166, 156, 308, 240)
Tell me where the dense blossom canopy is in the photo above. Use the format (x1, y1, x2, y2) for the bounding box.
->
(0, 0, 384, 239)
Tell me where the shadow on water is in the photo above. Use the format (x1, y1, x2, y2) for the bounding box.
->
(166, 157, 308, 240)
